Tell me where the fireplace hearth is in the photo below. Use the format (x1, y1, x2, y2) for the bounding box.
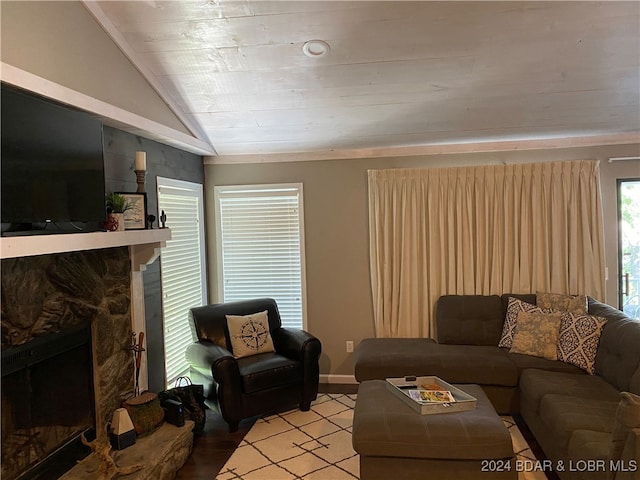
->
(1, 247, 135, 480)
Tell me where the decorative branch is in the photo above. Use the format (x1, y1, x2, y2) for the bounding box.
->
(79, 433, 144, 480)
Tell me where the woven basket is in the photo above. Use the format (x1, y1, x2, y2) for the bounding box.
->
(123, 391, 165, 436)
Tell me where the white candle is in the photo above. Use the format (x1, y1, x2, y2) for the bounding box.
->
(135, 151, 147, 171)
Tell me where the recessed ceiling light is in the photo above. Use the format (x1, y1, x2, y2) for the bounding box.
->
(302, 40, 330, 58)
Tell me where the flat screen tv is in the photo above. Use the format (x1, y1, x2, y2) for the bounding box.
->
(1, 84, 106, 235)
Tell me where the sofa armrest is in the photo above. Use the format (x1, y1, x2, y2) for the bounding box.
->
(186, 341, 244, 426)
(272, 328, 322, 362)
(185, 341, 241, 384)
(617, 427, 640, 480)
(186, 341, 231, 369)
(272, 328, 321, 407)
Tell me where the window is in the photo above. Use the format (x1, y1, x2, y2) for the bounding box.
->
(618, 179, 640, 319)
(215, 184, 306, 329)
(157, 177, 207, 386)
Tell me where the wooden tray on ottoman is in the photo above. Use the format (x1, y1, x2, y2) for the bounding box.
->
(386, 376, 477, 414)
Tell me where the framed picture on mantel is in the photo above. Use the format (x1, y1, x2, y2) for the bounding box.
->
(117, 192, 147, 230)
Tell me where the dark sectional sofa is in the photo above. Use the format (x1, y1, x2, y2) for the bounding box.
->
(354, 294, 640, 479)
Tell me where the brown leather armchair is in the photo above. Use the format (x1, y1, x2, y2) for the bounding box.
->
(185, 298, 322, 432)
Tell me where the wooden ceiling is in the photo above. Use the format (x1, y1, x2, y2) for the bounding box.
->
(88, 1, 640, 158)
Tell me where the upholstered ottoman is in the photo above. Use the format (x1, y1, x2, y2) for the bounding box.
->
(352, 380, 515, 479)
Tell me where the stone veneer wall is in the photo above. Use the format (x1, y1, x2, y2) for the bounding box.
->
(1, 246, 134, 437)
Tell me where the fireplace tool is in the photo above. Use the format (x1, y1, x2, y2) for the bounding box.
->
(129, 332, 145, 396)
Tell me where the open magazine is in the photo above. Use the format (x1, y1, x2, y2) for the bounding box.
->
(386, 376, 476, 414)
(408, 389, 456, 403)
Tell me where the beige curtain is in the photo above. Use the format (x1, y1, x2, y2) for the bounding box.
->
(368, 160, 605, 338)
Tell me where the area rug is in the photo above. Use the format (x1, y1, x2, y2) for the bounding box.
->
(215, 393, 548, 480)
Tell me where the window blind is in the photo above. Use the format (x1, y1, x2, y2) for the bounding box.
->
(158, 178, 206, 386)
(216, 185, 306, 329)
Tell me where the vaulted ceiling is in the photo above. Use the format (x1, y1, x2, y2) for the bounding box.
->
(87, 1, 640, 158)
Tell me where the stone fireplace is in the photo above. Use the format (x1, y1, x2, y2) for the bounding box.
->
(0, 229, 174, 480)
(1, 247, 136, 480)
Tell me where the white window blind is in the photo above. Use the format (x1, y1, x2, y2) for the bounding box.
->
(158, 177, 206, 386)
(215, 184, 306, 329)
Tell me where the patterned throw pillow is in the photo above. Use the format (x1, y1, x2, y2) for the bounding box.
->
(226, 310, 275, 358)
(509, 311, 563, 360)
(536, 291, 588, 314)
(557, 311, 607, 374)
(499, 297, 549, 348)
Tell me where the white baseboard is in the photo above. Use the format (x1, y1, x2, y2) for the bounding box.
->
(319, 374, 358, 384)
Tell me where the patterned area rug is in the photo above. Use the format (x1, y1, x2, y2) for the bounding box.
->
(215, 394, 548, 480)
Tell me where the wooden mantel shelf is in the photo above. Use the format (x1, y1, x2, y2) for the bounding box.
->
(0, 229, 171, 268)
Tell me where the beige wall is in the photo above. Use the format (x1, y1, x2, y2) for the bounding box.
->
(0, 1, 190, 136)
(206, 144, 640, 377)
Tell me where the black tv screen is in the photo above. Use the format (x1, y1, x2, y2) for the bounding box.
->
(1, 85, 106, 234)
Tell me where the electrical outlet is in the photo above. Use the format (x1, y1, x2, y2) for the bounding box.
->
(346, 340, 354, 353)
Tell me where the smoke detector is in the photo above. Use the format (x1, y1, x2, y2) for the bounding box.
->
(302, 40, 330, 58)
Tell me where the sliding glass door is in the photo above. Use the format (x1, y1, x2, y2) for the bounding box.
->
(618, 179, 640, 319)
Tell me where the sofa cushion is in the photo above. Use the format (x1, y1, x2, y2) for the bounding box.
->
(500, 293, 536, 319)
(508, 352, 584, 376)
(536, 291, 588, 314)
(354, 338, 438, 381)
(499, 297, 549, 349)
(436, 295, 504, 346)
(539, 394, 618, 450)
(519, 369, 620, 414)
(509, 310, 563, 360)
(428, 344, 519, 387)
(568, 429, 611, 461)
(237, 352, 301, 393)
(558, 311, 608, 374)
(355, 339, 518, 387)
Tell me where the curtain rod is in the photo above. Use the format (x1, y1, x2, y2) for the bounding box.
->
(608, 156, 640, 162)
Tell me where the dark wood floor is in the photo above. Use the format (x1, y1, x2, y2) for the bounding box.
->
(175, 384, 357, 480)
